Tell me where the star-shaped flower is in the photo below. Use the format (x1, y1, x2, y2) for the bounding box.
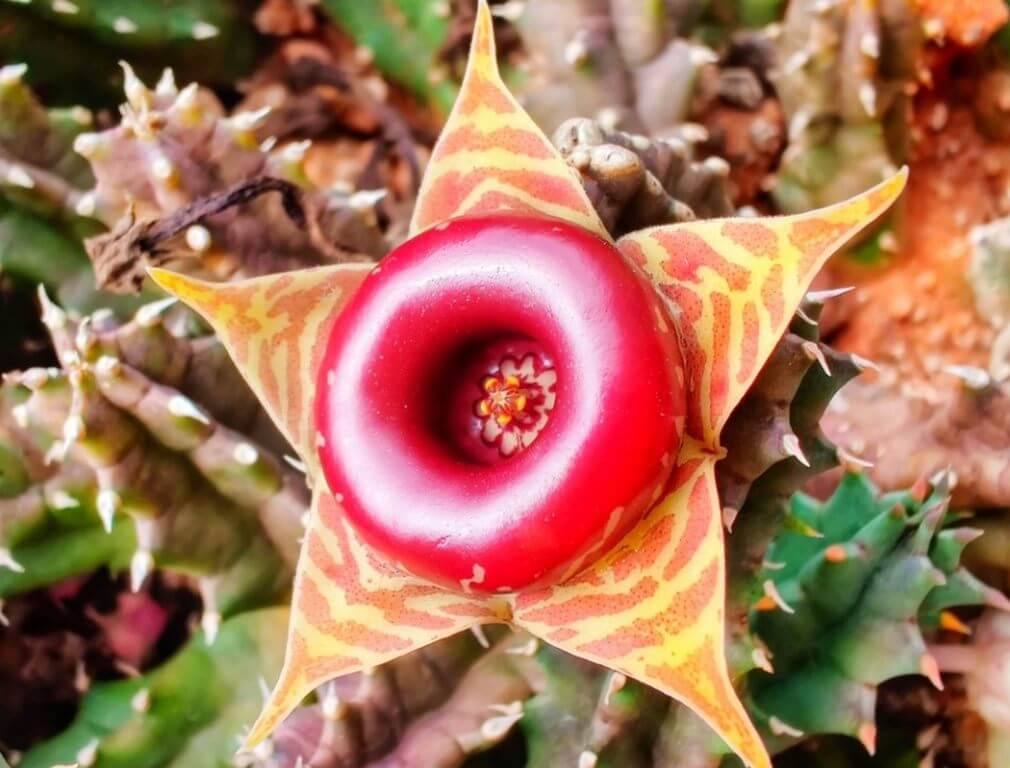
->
(150, 5, 906, 767)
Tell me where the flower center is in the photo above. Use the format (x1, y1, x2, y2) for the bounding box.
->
(474, 354, 556, 457)
(478, 373, 528, 425)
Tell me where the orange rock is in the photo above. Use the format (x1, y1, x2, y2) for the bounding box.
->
(830, 92, 1008, 380)
(916, 0, 1009, 47)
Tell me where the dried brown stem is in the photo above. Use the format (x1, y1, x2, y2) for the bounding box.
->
(85, 176, 362, 293)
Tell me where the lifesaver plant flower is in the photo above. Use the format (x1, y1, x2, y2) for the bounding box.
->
(151, 4, 906, 766)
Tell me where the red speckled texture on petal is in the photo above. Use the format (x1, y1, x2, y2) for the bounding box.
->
(514, 439, 769, 768)
(619, 169, 908, 448)
(409, 0, 608, 240)
(148, 264, 372, 473)
(245, 490, 503, 746)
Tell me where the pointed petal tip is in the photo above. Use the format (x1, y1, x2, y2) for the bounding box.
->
(819, 165, 908, 227)
(469, 0, 497, 69)
(409, 0, 607, 238)
(868, 165, 908, 213)
(146, 268, 222, 317)
(146, 266, 194, 296)
(242, 689, 298, 752)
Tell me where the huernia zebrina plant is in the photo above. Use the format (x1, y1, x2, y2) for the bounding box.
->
(150, 5, 907, 768)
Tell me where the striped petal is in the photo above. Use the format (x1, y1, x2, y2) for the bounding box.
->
(246, 489, 502, 746)
(148, 265, 371, 473)
(514, 438, 769, 768)
(618, 169, 907, 448)
(409, 0, 608, 240)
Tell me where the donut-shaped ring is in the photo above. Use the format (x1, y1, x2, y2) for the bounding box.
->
(316, 215, 686, 593)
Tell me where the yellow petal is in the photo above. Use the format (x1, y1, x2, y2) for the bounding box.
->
(409, 0, 608, 240)
(514, 438, 770, 768)
(148, 265, 371, 471)
(246, 489, 504, 747)
(618, 169, 907, 449)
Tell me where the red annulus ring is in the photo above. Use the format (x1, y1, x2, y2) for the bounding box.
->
(316, 215, 687, 593)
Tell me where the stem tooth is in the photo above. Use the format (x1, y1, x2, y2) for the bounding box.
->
(795, 305, 817, 325)
(76, 738, 100, 767)
(858, 722, 878, 755)
(5, 164, 35, 189)
(757, 579, 794, 614)
(50, 490, 79, 510)
(838, 447, 874, 471)
(851, 353, 880, 372)
(806, 286, 854, 303)
(751, 646, 774, 674)
(321, 681, 344, 721)
(37, 285, 67, 330)
(74, 660, 91, 692)
(135, 297, 177, 328)
(119, 61, 149, 110)
(768, 716, 804, 738)
(174, 83, 201, 120)
(192, 21, 220, 40)
(603, 671, 626, 705)
(506, 637, 538, 656)
(75, 191, 98, 218)
(131, 687, 151, 713)
(11, 403, 29, 429)
(130, 549, 154, 592)
(802, 341, 832, 376)
(96, 489, 120, 532)
(564, 36, 590, 67)
(283, 455, 307, 474)
(113, 16, 139, 34)
(280, 140, 311, 166)
(201, 610, 221, 645)
(229, 106, 272, 133)
(0, 63, 28, 85)
(860, 32, 880, 59)
(920, 653, 944, 691)
(62, 414, 85, 449)
(73, 133, 104, 160)
(74, 316, 96, 355)
(470, 624, 491, 648)
(155, 68, 177, 98)
(490, 1, 525, 22)
(944, 364, 991, 391)
(781, 433, 810, 467)
(480, 701, 524, 741)
(198, 577, 221, 645)
(94, 355, 121, 378)
(168, 394, 210, 425)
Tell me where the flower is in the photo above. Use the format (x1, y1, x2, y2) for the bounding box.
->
(150, 3, 907, 766)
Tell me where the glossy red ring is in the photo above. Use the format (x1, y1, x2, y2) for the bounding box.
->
(316, 215, 686, 593)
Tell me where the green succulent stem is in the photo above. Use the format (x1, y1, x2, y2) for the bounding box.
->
(18, 608, 289, 768)
(321, 0, 458, 114)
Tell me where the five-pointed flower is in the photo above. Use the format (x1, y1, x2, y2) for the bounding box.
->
(150, 4, 906, 767)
